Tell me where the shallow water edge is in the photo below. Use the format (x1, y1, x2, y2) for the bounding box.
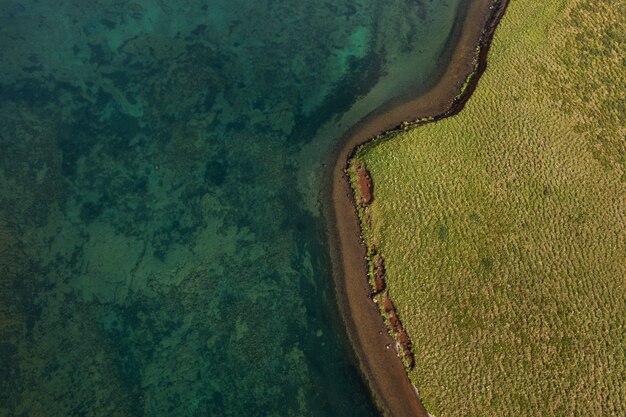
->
(323, 1, 508, 415)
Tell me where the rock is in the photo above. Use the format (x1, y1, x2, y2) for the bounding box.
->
(382, 294, 394, 313)
(374, 275, 386, 294)
(356, 166, 373, 206)
(389, 312, 399, 328)
(372, 256, 386, 293)
(380, 292, 415, 368)
(397, 328, 410, 346)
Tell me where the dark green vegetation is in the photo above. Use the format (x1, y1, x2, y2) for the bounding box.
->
(0, 0, 470, 415)
(351, 0, 625, 415)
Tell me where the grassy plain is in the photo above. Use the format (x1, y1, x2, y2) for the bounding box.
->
(350, 0, 625, 415)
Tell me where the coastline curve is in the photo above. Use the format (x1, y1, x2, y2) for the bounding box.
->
(322, 1, 509, 416)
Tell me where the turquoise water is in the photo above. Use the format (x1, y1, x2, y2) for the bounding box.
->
(0, 0, 462, 415)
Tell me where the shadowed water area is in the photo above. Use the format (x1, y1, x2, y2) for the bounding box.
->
(1, 0, 463, 415)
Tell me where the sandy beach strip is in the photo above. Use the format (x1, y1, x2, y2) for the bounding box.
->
(322, 1, 508, 415)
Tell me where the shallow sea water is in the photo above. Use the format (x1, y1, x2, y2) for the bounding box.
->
(1, 0, 462, 415)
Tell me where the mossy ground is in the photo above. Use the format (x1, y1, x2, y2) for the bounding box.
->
(350, 0, 625, 415)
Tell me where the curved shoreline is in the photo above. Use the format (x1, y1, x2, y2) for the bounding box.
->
(322, 1, 508, 416)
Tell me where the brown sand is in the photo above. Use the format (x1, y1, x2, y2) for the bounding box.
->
(322, 1, 507, 415)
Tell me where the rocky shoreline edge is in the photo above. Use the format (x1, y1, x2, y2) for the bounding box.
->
(322, 1, 509, 416)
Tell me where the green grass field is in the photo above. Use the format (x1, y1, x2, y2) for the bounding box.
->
(350, 0, 625, 415)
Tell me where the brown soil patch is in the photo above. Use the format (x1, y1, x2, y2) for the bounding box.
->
(356, 166, 374, 206)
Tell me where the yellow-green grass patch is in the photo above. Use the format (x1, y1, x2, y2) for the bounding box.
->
(350, 0, 625, 415)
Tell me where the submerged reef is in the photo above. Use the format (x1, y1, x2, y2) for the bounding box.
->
(0, 0, 467, 416)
